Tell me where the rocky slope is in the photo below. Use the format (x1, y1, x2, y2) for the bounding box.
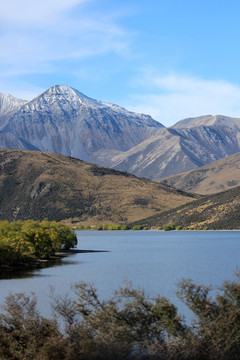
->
(1, 85, 163, 162)
(0, 93, 27, 130)
(107, 115, 240, 179)
(0, 149, 197, 224)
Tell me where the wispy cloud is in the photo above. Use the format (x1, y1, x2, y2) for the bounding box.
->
(127, 71, 240, 126)
(0, 0, 88, 26)
(0, 0, 132, 76)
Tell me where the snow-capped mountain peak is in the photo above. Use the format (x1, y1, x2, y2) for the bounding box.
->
(0, 93, 27, 117)
(1, 85, 163, 162)
(0, 93, 28, 130)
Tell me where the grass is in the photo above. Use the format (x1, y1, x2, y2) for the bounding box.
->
(0, 149, 196, 225)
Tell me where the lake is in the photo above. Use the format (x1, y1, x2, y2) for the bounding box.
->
(0, 230, 240, 320)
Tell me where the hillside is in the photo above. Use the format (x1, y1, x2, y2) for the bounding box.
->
(0, 149, 197, 225)
(159, 152, 240, 195)
(131, 186, 240, 229)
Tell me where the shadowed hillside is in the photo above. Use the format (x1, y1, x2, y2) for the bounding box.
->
(0, 149, 197, 225)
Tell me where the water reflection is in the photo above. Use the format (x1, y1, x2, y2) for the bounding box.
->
(0, 257, 78, 280)
(0, 249, 109, 281)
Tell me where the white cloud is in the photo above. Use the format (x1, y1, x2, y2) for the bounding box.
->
(127, 72, 240, 127)
(0, 78, 45, 100)
(0, 0, 132, 78)
(0, 0, 89, 26)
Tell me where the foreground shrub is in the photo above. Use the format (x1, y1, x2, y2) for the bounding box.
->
(177, 273, 240, 360)
(1, 274, 240, 359)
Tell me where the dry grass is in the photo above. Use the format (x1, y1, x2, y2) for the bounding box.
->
(0, 149, 196, 224)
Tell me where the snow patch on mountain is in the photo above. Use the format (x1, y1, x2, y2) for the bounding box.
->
(0, 93, 28, 130)
(0, 85, 163, 162)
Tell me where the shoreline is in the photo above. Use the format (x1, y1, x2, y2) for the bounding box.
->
(0, 248, 109, 272)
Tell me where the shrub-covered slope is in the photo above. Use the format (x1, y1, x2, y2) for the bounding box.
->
(131, 185, 240, 229)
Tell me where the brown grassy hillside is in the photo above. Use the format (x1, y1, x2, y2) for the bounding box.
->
(0, 149, 197, 225)
(159, 152, 240, 195)
(131, 185, 240, 229)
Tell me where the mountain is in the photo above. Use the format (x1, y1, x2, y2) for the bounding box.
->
(159, 152, 240, 195)
(2, 86, 240, 180)
(130, 185, 240, 230)
(0, 93, 27, 130)
(106, 115, 240, 179)
(0, 149, 197, 224)
(1, 85, 163, 162)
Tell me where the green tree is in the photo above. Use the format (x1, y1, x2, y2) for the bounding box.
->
(0, 220, 77, 266)
(163, 224, 175, 231)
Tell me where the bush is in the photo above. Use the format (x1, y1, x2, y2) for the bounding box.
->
(163, 224, 175, 231)
(175, 225, 183, 230)
(96, 224, 103, 230)
(0, 220, 77, 266)
(176, 273, 240, 360)
(132, 225, 142, 230)
(1, 275, 240, 359)
(156, 226, 162, 230)
(106, 224, 122, 230)
(120, 225, 128, 230)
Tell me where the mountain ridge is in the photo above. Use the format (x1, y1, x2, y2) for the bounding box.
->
(108, 115, 240, 178)
(159, 151, 240, 195)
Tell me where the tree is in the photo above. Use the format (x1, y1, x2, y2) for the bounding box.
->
(0, 220, 77, 266)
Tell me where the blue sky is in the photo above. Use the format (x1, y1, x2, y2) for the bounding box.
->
(1, 0, 240, 126)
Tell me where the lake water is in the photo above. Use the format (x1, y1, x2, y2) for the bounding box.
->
(0, 230, 240, 321)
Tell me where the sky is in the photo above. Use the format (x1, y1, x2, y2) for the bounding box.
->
(1, 0, 240, 126)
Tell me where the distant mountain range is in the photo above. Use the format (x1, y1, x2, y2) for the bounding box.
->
(0, 149, 196, 224)
(105, 115, 240, 179)
(1, 85, 240, 179)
